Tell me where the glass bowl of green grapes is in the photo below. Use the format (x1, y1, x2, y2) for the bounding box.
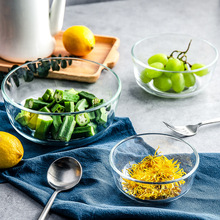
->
(131, 33, 218, 98)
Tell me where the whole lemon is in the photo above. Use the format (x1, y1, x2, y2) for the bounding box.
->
(62, 25, 95, 57)
(0, 131, 24, 169)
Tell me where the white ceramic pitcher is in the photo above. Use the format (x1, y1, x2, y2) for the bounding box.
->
(0, 0, 66, 63)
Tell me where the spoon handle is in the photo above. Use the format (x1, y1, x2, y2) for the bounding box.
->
(38, 190, 60, 220)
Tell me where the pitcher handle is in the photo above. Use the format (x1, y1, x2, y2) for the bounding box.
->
(50, 0, 66, 36)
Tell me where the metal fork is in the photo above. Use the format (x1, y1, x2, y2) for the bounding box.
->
(163, 118, 220, 137)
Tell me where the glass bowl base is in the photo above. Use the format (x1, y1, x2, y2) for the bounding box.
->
(136, 78, 206, 99)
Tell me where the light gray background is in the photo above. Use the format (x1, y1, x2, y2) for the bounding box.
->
(1, 0, 220, 219)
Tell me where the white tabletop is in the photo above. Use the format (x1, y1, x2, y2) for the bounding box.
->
(1, 0, 220, 219)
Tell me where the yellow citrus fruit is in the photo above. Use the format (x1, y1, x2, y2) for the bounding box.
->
(0, 131, 24, 169)
(62, 25, 95, 57)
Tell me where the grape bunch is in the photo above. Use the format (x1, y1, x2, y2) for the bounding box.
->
(140, 40, 209, 93)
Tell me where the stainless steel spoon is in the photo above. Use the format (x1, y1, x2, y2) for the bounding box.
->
(163, 118, 220, 137)
(38, 156, 82, 220)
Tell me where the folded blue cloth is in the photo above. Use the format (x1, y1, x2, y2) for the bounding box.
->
(0, 102, 220, 220)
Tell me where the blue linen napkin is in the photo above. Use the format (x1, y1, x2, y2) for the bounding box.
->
(0, 102, 220, 220)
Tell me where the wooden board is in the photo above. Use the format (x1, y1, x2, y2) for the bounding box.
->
(0, 32, 120, 83)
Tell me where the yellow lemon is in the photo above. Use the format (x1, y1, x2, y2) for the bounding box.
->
(0, 131, 24, 169)
(62, 25, 95, 57)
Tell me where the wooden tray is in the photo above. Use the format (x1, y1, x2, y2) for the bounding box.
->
(0, 32, 120, 83)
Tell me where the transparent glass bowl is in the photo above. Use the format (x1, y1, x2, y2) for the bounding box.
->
(1, 57, 121, 146)
(109, 133, 199, 203)
(131, 33, 218, 98)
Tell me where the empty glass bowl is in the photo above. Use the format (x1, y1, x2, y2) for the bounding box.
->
(131, 33, 218, 98)
(109, 133, 199, 203)
(1, 57, 121, 146)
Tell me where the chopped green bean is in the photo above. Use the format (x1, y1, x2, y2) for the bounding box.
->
(42, 89, 54, 102)
(34, 115, 53, 140)
(57, 116, 76, 142)
(72, 125, 96, 138)
(76, 113, 90, 127)
(64, 101, 75, 112)
(51, 103, 65, 113)
(51, 115, 62, 139)
(24, 98, 48, 110)
(75, 99, 89, 111)
(54, 89, 80, 103)
(79, 91, 100, 106)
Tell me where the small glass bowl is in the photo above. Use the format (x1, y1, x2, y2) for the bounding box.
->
(109, 133, 199, 203)
(131, 33, 218, 98)
(1, 57, 121, 146)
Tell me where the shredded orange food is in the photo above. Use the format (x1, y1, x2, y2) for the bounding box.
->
(122, 147, 186, 200)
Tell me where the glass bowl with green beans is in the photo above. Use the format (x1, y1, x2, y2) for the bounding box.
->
(1, 57, 121, 146)
(131, 33, 218, 98)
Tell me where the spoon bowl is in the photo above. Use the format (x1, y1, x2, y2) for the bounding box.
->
(47, 157, 82, 190)
(38, 156, 82, 220)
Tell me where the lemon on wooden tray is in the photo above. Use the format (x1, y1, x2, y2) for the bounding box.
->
(0, 131, 24, 169)
(62, 25, 95, 57)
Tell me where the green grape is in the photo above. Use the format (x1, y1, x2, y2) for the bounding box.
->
(148, 53, 168, 65)
(191, 63, 209, 76)
(153, 75, 172, 92)
(146, 62, 164, 78)
(164, 58, 185, 77)
(165, 58, 183, 71)
(140, 68, 152, 83)
(164, 72, 172, 78)
(179, 60, 185, 71)
(171, 73, 185, 93)
(183, 73, 196, 87)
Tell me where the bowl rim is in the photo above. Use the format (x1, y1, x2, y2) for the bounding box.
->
(109, 132, 200, 184)
(131, 33, 219, 73)
(1, 57, 122, 115)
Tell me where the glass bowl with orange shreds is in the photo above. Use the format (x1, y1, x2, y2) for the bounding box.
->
(109, 133, 199, 203)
